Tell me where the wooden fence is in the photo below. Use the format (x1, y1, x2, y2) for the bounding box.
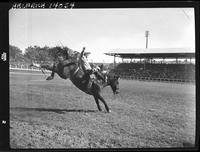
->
(9, 65, 51, 73)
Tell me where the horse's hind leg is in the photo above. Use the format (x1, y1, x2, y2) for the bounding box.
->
(96, 93, 111, 113)
(93, 95, 102, 111)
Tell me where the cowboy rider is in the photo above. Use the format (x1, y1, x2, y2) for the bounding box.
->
(78, 47, 106, 86)
(46, 47, 106, 84)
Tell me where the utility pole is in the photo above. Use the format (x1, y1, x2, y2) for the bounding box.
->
(145, 30, 149, 49)
(144, 30, 149, 71)
(114, 54, 116, 68)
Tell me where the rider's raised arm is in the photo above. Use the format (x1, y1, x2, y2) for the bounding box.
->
(80, 47, 86, 58)
(78, 47, 86, 67)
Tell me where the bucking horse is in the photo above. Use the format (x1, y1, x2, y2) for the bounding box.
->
(30, 47, 119, 113)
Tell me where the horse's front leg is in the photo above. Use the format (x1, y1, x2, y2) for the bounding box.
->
(91, 83, 111, 113)
(30, 63, 56, 80)
(40, 64, 55, 71)
(44, 64, 56, 80)
(30, 62, 55, 71)
(95, 92, 111, 113)
(93, 95, 102, 112)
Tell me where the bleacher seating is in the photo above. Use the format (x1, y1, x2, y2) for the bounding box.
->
(113, 63, 195, 81)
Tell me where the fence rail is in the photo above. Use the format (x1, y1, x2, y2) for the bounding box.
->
(9, 65, 51, 73)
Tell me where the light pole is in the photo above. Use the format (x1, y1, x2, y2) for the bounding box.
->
(145, 30, 149, 49)
(144, 30, 149, 71)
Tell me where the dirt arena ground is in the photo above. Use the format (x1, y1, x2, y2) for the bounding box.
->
(9, 70, 196, 149)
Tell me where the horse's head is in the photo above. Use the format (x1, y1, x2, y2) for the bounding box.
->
(107, 74, 120, 95)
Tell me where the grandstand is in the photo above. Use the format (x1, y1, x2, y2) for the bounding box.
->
(105, 48, 195, 82)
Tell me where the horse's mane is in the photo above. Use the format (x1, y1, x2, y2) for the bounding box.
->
(55, 46, 80, 60)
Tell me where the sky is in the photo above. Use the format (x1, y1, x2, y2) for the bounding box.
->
(9, 8, 195, 63)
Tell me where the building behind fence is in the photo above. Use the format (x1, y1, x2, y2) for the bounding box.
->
(112, 62, 195, 83)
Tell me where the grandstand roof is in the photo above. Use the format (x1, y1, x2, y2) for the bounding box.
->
(105, 48, 195, 58)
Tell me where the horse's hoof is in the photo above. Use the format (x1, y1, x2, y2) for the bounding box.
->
(46, 76, 53, 80)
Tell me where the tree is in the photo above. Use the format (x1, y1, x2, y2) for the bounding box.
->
(24, 46, 38, 61)
(48, 46, 61, 61)
(24, 45, 72, 63)
(24, 45, 53, 63)
(9, 45, 23, 61)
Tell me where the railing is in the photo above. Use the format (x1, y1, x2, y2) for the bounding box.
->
(9, 65, 51, 72)
(119, 75, 195, 83)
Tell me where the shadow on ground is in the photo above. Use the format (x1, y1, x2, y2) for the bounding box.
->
(10, 107, 97, 114)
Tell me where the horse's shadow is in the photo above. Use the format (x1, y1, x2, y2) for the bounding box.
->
(10, 107, 97, 114)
